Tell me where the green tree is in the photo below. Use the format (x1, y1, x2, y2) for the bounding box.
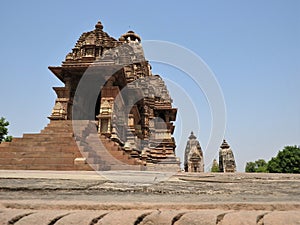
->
(267, 146, 300, 173)
(0, 117, 12, 143)
(211, 159, 220, 172)
(4, 135, 12, 142)
(245, 159, 268, 173)
(245, 162, 256, 172)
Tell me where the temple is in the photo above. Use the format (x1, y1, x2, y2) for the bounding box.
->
(184, 132, 204, 172)
(219, 140, 236, 172)
(0, 21, 180, 171)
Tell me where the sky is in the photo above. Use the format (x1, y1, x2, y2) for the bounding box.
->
(0, 0, 299, 171)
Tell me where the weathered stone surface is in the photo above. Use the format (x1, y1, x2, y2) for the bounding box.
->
(184, 132, 204, 172)
(219, 210, 268, 225)
(0, 171, 300, 203)
(137, 210, 186, 225)
(263, 211, 300, 225)
(176, 210, 227, 225)
(219, 140, 236, 173)
(0, 209, 32, 225)
(1, 209, 299, 225)
(0, 171, 299, 224)
(96, 210, 151, 225)
(11, 210, 70, 225)
(56, 210, 108, 225)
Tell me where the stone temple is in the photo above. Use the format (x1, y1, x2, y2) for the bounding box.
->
(0, 21, 180, 171)
(183, 133, 236, 173)
(184, 132, 204, 172)
(219, 140, 236, 172)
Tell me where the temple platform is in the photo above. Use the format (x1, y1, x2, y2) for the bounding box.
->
(0, 171, 299, 224)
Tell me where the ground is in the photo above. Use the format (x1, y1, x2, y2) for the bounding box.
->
(0, 170, 299, 224)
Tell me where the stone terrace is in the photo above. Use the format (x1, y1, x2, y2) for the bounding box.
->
(0, 171, 299, 224)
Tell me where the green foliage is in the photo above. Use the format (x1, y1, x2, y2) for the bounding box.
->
(211, 166, 219, 172)
(267, 146, 300, 173)
(245, 146, 300, 174)
(0, 117, 9, 141)
(211, 164, 219, 172)
(0, 117, 12, 142)
(211, 159, 220, 172)
(245, 162, 256, 172)
(245, 159, 268, 173)
(4, 136, 12, 142)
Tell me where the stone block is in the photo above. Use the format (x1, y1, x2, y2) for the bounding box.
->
(74, 157, 87, 165)
(176, 210, 227, 225)
(220, 210, 268, 225)
(263, 211, 300, 225)
(139, 210, 186, 225)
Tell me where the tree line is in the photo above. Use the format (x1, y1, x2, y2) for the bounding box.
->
(245, 145, 300, 173)
(210, 145, 300, 174)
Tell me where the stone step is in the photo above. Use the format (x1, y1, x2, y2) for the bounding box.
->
(22, 164, 77, 170)
(0, 119, 145, 171)
(89, 163, 111, 171)
(109, 164, 143, 170)
(43, 125, 73, 131)
(86, 148, 126, 157)
(0, 142, 10, 147)
(0, 151, 78, 158)
(12, 146, 81, 154)
(22, 133, 74, 140)
(9, 139, 77, 147)
(87, 152, 138, 165)
(0, 162, 93, 171)
(40, 129, 74, 134)
(88, 154, 134, 164)
(0, 157, 75, 165)
(88, 159, 135, 169)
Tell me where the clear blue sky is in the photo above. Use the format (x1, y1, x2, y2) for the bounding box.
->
(0, 0, 299, 171)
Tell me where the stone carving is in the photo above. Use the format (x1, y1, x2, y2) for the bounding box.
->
(48, 21, 180, 170)
(219, 140, 236, 173)
(184, 132, 204, 172)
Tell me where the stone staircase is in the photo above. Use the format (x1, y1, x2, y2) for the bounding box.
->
(0, 120, 88, 170)
(0, 120, 143, 171)
(73, 120, 143, 171)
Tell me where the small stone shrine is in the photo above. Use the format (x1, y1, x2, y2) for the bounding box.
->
(184, 132, 204, 172)
(219, 140, 236, 172)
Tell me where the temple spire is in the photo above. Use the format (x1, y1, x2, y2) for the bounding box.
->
(95, 21, 103, 30)
(184, 131, 204, 172)
(219, 139, 236, 172)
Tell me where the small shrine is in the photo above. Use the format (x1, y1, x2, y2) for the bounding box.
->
(184, 132, 204, 172)
(219, 140, 236, 172)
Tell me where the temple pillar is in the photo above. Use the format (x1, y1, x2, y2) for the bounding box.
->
(48, 87, 71, 120)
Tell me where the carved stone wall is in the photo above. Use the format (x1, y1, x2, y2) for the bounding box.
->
(184, 132, 204, 172)
(219, 140, 236, 173)
(48, 21, 180, 170)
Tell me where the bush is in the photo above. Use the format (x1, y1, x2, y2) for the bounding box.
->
(245, 159, 268, 173)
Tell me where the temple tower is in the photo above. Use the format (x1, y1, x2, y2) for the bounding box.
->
(49, 21, 180, 170)
(0, 21, 180, 171)
(184, 132, 204, 172)
(219, 140, 236, 172)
